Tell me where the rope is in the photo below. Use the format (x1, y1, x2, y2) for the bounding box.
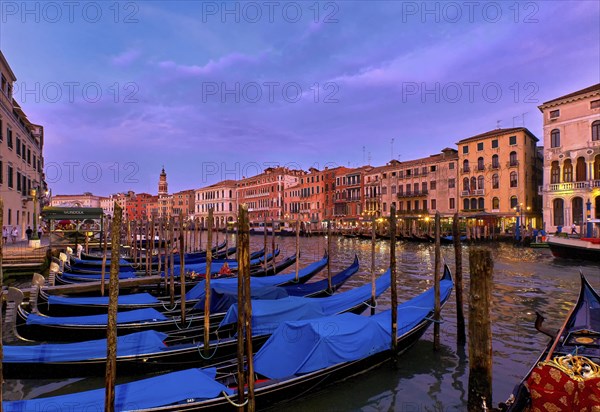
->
(196, 338, 220, 360)
(221, 391, 248, 408)
(161, 301, 178, 312)
(363, 299, 377, 309)
(173, 318, 194, 330)
(424, 315, 444, 324)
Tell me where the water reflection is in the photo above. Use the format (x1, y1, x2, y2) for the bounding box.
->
(4, 234, 600, 409)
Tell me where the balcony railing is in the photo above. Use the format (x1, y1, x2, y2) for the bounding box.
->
(397, 190, 428, 198)
(460, 189, 484, 197)
(461, 167, 470, 173)
(507, 160, 519, 168)
(476, 165, 485, 171)
(544, 181, 591, 192)
(489, 163, 500, 170)
(397, 209, 430, 215)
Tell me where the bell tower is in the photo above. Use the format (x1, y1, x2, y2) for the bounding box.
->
(158, 166, 168, 197)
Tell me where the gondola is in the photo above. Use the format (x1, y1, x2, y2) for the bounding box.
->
(3, 266, 452, 410)
(76, 241, 229, 264)
(57, 250, 281, 282)
(36, 254, 331, 316)
(3, 257, 368, 379)
(439, 235, 467, 245)
(502, 273, 600, 411)
(13, 257, 358, 342)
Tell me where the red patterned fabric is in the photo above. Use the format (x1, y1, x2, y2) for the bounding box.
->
(526, 364, 600, 411)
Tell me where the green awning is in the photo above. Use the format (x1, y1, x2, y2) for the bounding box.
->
(42, 207, 104, 220)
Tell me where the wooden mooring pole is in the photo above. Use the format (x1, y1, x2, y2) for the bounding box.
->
(104, 203, 122, 412)
(453, 213, 466, 345)
(271, 218, 276, 271)
(179, 215, 186, 324)
(389, 204, 398, 368)
(327, 222, 332, 292)
(434, 211, 441, 351)
(169, 217, 175, 305)
(236, 205, 247, 407)
(100, 216, 109, 296)
(370, 215, 376, 315)
(468, 248, 493, 411)
(240, 205, 255, 412)
(204, 209, 214, 357)
(294, 220, 300, 282)
(263, 215, 268, 269)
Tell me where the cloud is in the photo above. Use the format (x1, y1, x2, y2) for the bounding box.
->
(157, 52, 264, 77)
(111, 49, 142, 67)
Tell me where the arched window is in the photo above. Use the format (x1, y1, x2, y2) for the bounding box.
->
(463, 198, 470, 210)
(592, 120, 600, 141)
(492, 154, 499, 169)
(551, 161, 560, 184)
(572, 197, 584, 225)
(553, 199, 564, 226)
(510, 171, 518, 188)
(478, 197, 484, 210)
(463, 177, 469, 191)
(563, 159, 573, 182)
(492, 174, 499, 189)
(477, 157, 484, 171)
(470, 198, 477, 210)
(492, 197, 499, 210)
(576, 157, 586, 182)
(470, 177, 477, 191)
(551, 129, 560, 148)
(510, 196, 518, 209)
(509, 151, 518, 166)
(477, 175, 484, 190)
(463, 159, 470, 172)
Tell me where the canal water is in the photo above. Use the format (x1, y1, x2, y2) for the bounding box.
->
(3, 234, 600, 411)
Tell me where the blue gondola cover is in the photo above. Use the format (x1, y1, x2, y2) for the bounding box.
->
(47, 292, 159, 306)
(4, 330, 168, 362)
(26, 308, 167, 326)
(219, 270, 391, 335)
(3, 368, 232, 411)
(254, 277, 454, 379)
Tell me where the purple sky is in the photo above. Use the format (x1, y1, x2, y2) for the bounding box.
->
(1, 1, 599, 196)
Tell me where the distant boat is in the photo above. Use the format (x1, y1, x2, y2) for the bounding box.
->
(547, 236, 600, 262)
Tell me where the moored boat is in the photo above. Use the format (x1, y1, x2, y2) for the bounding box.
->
(547, 236, 600, 262)
(502, 273, 600, 411)
(2, 266, 453, 410)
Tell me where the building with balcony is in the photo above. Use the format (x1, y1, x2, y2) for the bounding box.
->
(126, 193, 156, 221)
(194, 180, 237, 227)
(366, 149, 459, 220)
(283, 167, 329, 230)
(237, 166, 303, 224)
(0, 51, 46, 239)
(457, 127, 542, 230)
(333, 166, 367, 227)
(538, 83, 600, 233)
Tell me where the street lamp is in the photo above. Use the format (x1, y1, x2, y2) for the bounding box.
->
(31, 188, 39, 241)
